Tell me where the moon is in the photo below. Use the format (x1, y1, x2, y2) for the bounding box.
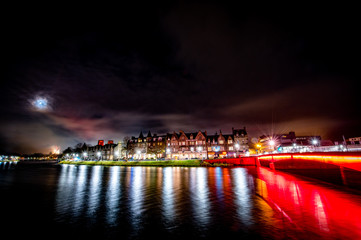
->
(32, 96, 50, 111)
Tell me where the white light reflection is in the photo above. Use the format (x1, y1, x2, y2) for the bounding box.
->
(190, 168, 210, 228)
(87, 166, 103, 217)
(56, 165, 77, 215)
(215, 167, 224, 200)
(129, 167, 144, 230)
(162, 167, 175, 224)
(72, 165, 88, 219)
(106, 166, 121, 226)
(232, 168, 253, 226)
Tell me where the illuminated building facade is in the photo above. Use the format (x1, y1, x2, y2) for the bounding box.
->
(127, 131, 166, 159)
(126, 127, 249, 160)
(87, 140, 118, 160)
(165, 127, 249, 160)
(258, 132, 323, 153)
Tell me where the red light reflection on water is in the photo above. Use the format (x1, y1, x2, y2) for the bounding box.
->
(254, 167, 361, 239)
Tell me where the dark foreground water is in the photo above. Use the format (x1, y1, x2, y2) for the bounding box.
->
(1, 162, 361, 239)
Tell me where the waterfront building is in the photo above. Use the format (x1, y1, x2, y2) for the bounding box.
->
(113, 140, 127, 160)
(258, 131, 323, 153)
(166, 130, 208, 160)
(87, 140, 118, 160)
(206, 128, 249, 159)
(127, 131, 166, 159)
(126, 127, 249, 160)
(165, 127, 249, 160)
(344, 137, 361, 152)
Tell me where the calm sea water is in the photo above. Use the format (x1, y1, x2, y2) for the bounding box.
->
(1, 162, 361, 239)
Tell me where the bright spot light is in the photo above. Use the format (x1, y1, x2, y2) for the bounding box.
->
(312, 139, 319, 145)
(269, 140, 275, 146)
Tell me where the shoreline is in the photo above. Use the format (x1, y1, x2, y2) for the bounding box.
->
(59, 160, 231, 167)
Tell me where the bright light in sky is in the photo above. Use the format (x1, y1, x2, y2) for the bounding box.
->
(32, 96, 49, 111)
(51, 145, 60, 154)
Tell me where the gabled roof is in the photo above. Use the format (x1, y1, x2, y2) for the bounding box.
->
(233, 127, 247, 136)
(147, 130, 152, 138)
(139, 131, 144, 138)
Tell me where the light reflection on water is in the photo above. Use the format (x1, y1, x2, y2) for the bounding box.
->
(73, 165, 87, 219)
(162, 167, 175, 225)
(190, 168, 210, 230)
(232, 168, 253, 226)
(88, 165, 103, 218)
(2, 164, 361, 239)
(106, 166, 121, 226)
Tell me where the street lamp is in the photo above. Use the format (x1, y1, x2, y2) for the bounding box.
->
(97, 151, 101, 161)
(166, 148, 171, 159)
(269, 139, 275, 152)
(235, 143, 240, 157)
(83, 152, 87, 160)
(197, 146, 203, 159)
(137, 150, 141, 160)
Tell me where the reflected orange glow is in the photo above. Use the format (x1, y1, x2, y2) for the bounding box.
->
(259, 155, 292, 160)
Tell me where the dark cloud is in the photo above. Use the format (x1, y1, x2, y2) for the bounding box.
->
(1, 2, 360, 153)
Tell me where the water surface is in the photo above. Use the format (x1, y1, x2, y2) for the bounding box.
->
(1, 162, 361, 239)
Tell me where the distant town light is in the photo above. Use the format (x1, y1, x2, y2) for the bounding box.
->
(312, 139, 319, 145)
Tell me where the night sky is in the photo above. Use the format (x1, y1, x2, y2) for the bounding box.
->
(1, 2, 360, 154)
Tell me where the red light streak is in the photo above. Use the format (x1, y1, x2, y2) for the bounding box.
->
(258, 153, 361, 172)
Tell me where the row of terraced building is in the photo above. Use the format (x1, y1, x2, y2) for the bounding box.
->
(127, 127, 249, 160)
